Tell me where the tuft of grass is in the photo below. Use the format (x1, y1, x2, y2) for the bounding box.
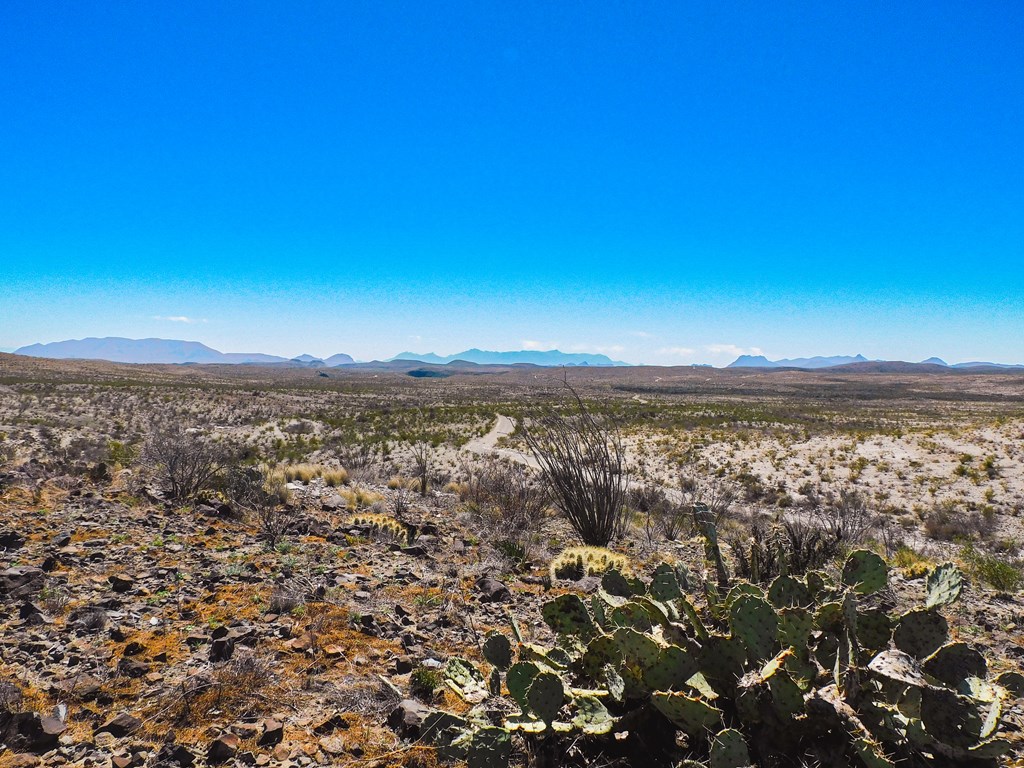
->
(275, 463, 349, 485)
(891, 545, 933, 578)
(960, 543, 1023, 592)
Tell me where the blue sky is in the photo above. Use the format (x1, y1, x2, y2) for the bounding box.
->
(2, 2, 1022, 365)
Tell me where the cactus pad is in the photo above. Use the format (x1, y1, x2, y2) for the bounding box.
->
(542, 593, 597, 638)
(730, 594, 778, 662)
(649, 562, 683, 601)
(483, 631, 513, 671)
(894, 607, 948, 659)
(612, 627, 661, 670)
(710, 728, 751, 768)
(651, 691, 723, 735)
(699, 634, 746, 692)
(855, 609, 893, 653)
(571, 695, 615, 735)
(467, 726, 512, 768)
(923, 642, 987, 687)
(506, 661, 541, 707)
(579, 635, 622, 680)
(444, 657, 489, 703)
(925, 562, 963, 609)
(842, 549, 888, 595)
(644, 644, 699, 691)
(527, 671, 565, 724)
(768, 574, 810, 608)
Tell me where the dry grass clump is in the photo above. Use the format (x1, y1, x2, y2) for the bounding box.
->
(169, 649, 284, 724)
(550, 545, 628, 581)
(275, 463, 349, 486)
(339, 487, 385, 510)
(387, 475, 420, 491)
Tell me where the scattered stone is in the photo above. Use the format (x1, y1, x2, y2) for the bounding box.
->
(386, 700, 432, 737)
(108, 574, 134, 593)
(0, 567, 44, 599)
(475, 576, 511, 603)
(96, 712, 142, 737)
(207, 733, 240, 765)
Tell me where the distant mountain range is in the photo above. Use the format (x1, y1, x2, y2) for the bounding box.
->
(13, 338, 354, 366)
(10, 338, 1024, 371)
(389, 348, 629, 367)
(728, 354, 1024, 370)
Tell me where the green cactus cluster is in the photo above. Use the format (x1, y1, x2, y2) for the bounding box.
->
(549, 545, 629, 581)
(423, 521, 1017, 767)
(345, 512, 411, 544)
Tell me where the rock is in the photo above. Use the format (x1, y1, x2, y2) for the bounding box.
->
(475, 577, 511, 603)
(209, 635, 235, 662)
(393, 656, 414, 674)
(0, 530, 26, 551)
(96, 712, 142, 737)
(108, 574, 134, 593)
(0, 567, 44, 599)
(0, 712, 66, 753)
(271, 744, 291, 761)
(154, 743, 195, 767)
(258, 718, 284, 745)
(322, 495, 345, 511)
(6, 755, 42, 768)
(207, 733, 240, 764)
(386, 700, 432, 737)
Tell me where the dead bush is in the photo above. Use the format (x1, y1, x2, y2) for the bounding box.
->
(462, 457, 549, 562)
(142, 423, 228, 502)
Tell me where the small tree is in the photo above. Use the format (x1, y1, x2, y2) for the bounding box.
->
(521, 383, 629, 547)
(142, 424, 226, 502)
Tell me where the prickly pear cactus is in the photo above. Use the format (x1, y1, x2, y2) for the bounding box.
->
(420, 521, 1008, 768)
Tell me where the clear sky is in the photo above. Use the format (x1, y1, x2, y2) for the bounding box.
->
(2, 2, 1022, 365)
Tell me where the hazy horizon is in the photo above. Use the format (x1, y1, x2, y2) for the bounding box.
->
(3, 3, 1022, 366)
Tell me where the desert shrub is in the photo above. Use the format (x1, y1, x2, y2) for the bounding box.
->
(462, 458, 549, 562)
(173, 650, 279, 723)
(142, 423, 227, 502)
(276, 463, 348, 486)
(522, 385, 629, 547)
(923, 502, 994, 542)
(809, 488, 882, 546)
(224, 465, 290, 546)
(106, 439, 138, 467)
(891, 545, 933, 578)
(630, 484, 688, 542)
(680, 471, 737, 525)
(960, 543, 1024, 592)
(410, 667, 443, 700)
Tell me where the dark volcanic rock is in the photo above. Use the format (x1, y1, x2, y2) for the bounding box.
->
(0, 567, 44, 600)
